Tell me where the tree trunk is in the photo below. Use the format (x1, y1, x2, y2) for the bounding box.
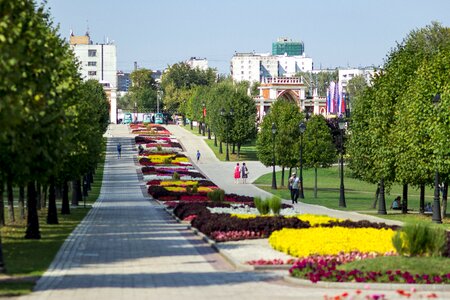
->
(46, 179, 58, 224)
(71, 179, 81, 206)
(377, 179, 387, 215)
(314, 167, 318, 198)
(82, 175, 88, 197)
(198, 122, 201, 134)
(441, 181, 448, 219)
(419, 184, 425, 214)
(7, 180, 15, 223)
(0, 234, 6, 273)
(41, 184, 47, 209)
(18, 185, 25, 220)
(237, 143, 241, 158)
(402, 184, 408, 214)
(232, 143, 235, 154)
(372, 184, 380, 209)
(219, 141, 223, 154)
(281, 166, 285, 187)
(25, 182, 41, 239)
(0, 182, 5, 226)
(214, 133, 217, 147)
(36, 182, 41, 210)
(87, 172, 92, 191)
(61, 180, 70, 215)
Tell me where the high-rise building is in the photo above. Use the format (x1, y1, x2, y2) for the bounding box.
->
(272, 37, 304, 56)
(231, 52, 313, 83)
(70, 31, 118, 123)
(186, 57, 208, 70)
(117, 71, 131, 92)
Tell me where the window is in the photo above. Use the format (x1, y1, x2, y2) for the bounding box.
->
(88, 71, 97, 76)
(88, 61, 97, 66)
(88, 50, 97, 57)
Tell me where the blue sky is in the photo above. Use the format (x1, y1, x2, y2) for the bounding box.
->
(45, 0, 450, 74)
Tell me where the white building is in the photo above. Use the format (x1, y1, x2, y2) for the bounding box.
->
(338, 68, 377, 87)
(186, 57, 208, 70)
(231, 52, 313, 83)
(70, 32, 118, 123)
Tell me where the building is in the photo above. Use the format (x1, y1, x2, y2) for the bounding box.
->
(338, 68, 377, 88)
(272, 37, 304, 56)
(231, 52, 313, 83)
(70, 32, 118, 123)
(186, 57, 208, 70)
(117, 71, 131, 92)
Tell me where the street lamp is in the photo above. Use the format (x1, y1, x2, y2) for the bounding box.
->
(432, 93, 442, 224)
(299, 122, 306, 198)
(202, 102, 206, 136)
(338, 116, 346, 208)
(220, 108, 233, 161)
(271, 122, 277, 189)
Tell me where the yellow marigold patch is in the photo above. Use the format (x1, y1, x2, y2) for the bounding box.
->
(160, 180, 198, 187)
(269, 227, 396, 257)
(230, 213, 340, 226)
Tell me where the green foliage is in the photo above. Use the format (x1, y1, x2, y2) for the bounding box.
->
(256, 99, 303, 168)
(191, 183, 198, 194)
(163, 157, 172, 165)
(297, 70, 338, 97)
(268, 196, 282, 215)
(253, 197, 270, 215)
(172, 172, 180, 180)
(392, 222, 447, 257)
(207, 189, 225, 203)
(185, 185, 192, 193)
(127, 68, 157, 113)
(156, 145, 162, 152)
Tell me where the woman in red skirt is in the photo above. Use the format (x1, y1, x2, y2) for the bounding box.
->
(234, 163, 241, 184)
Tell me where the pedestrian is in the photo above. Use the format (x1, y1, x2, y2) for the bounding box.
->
(196, 150, 201, 162)
(117, 142, 122, 159)
(234, 163, 241, 184)
(241, 162, 249, 184)
(288, 173, 300, 204)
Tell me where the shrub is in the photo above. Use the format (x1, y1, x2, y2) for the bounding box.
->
(268, 196, 282, 215)
(207, 189, 225, 203)
(192, 183, 198, 193)
(185, 186, 192, 193)
(172, 172, 180, 180)
(254, 197, 270, 215)
(156, 145, 163, 151)
(163, 157, 172, 164)
(392, 222, 447, 257)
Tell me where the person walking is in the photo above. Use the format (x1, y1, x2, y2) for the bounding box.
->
(241, 162, 249, 184)
(196, 150, 201, 162)
(234, 163, 241, 184)
(117, 142, 122, 159)
(288, 173, 300, 204)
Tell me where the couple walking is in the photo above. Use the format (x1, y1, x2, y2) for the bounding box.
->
(234, 162, 249, 184)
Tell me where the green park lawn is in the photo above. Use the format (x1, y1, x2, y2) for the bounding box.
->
(253, 166, 450, 229)
(0, 154, 105, 296)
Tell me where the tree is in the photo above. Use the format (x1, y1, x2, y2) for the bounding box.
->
(297, 70, 338, 97)
(345, 75, 368, 115)
(256, 99, 304, 186)
(302, 115, 337, 198)
(128, 68, 157, 113)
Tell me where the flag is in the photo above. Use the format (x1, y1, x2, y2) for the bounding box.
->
(329, 81, 336, 114)
(326, 87, 330, 114)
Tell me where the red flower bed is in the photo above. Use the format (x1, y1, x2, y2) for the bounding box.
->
(211, 230, 264, 242)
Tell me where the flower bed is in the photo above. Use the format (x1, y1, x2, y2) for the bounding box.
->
(269, 227, 396, 257)
(289, 253, 450, 284)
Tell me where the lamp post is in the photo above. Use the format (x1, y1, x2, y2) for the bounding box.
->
(134, 102, 137, 123)
(432, 93, 442, 224)
(271, 122, 277, 189)
(299, 122, 306, 198)
(338, 116, 346, 207)
(220, 108, 233, 161)
(202, 102, 206, 136)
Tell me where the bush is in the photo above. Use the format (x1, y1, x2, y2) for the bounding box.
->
(156, 145, 163, 151)
(172, 172, 180, 180)
(268, 196, 282, 215)
(192, 183, 198, 193)
(254, 197, 270, 215)
(207, 189, 225, 203)
(163, 157, 172, 164)
(392, 222, 447, 257)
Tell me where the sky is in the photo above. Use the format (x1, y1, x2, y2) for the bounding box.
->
(45, 0, 450, 74)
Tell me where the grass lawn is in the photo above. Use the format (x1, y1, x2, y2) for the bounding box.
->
(254, 167, 450, 229)
(0, 153, 105, 296)
(339, 256, 450, 275)
(181, 124, 257, 161)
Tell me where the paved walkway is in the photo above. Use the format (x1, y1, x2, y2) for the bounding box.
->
(19, 124, 447, 300)
(167, 125, 402, 226)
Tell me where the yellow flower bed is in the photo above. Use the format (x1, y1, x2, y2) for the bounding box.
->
(269, 227, 396, 257)
(198, 186, 216, 193)
(230, 213, 340, 226)
(164, 186, 186, 192)
(160, 180, 198, 187)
